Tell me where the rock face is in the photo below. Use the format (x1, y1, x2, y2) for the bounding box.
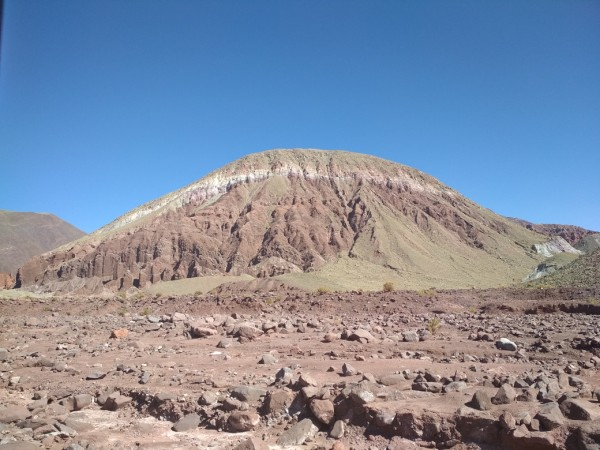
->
(0, 210, 85, 275)
(15, 149, 546, 293)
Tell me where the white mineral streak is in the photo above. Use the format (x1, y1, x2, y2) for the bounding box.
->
(93, 161, 455, 235)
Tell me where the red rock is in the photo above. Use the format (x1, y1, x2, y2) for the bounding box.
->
(110, 328, 128, 339)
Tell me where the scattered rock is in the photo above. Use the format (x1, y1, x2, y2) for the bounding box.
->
(172, 413, 200, 432)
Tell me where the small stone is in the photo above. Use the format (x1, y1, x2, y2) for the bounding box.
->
(342, 363, 357, 376)
(85, 370, 106, 380)
(258, 353, 277, 365)
(444, 381, 467, 393)
(110, 329, 128, 339)
(495, 338, 517, 351)
(139, 371, 151, 384)
(330, 420, 346, 438)
(402, 331, 419, 342)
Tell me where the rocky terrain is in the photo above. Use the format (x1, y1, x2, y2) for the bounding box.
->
(16, 150, 548, 294)
(507, 219, 597, 247)
(0, 211, 85, 275)
(1, 287, 600, 450)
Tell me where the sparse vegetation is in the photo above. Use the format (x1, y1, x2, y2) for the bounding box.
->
(427, 316, 442, 334)
(316, 286, 331, 295)
(417, 287, 437, 298)
(265, 295, 283, 305)
(588, 297, 600, 305)
(383, 281, 395, 292)
(140, 306, 152, 316)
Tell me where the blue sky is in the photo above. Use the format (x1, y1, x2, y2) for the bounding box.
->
(1, 1, 599, 233)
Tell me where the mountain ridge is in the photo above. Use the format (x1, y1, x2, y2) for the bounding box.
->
(0, 210, 85, 274)
(16, 149, 548, 294)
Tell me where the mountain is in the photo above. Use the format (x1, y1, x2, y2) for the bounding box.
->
(507, 218, 596, 246)
(0, 210, 85, 275)
(16, 149, 550, 294)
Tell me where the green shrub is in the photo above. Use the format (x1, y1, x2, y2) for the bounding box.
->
(316, 286, 331, 295)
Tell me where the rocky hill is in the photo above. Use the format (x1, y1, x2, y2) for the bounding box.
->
(16, 149, 550, 294)
(529, 247, 600, 289)
(507, 218, 596, 246)
(0, 210, 85, 275)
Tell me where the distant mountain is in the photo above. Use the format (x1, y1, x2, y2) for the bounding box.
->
(0, 210, 85, 274)
(507, 218, 596, 246)
(17, 149, 550, 294)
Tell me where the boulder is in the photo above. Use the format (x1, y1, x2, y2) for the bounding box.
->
(172, 413, 200, 432)
(276, 418, 318, 446)
(559, 398, 595, 421)
(535, 402, 564, 430)
(0, 405, 30, 423)
(227, 411, 260, 432)
(468, 390, 492, 411)
(495, 338, 517, 351)
(310, 399, 335, 425)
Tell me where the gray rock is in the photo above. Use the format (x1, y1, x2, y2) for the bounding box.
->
(535, 402, 564, 430)
(348, 328, 376, 343)
(0, 406, 29, 424)
(560, 398, 595, 421)
(190, 325, 218, 338)
(199, 391, 218, 406)
(258, 353, 277, 365)
(217, 338, 233, 349)
(232, 437, 269, 450)
(230, 386, 266, 402)
(379, 374, 405, 386)
(342, 363, 357, 376)
(276, 418, 318, 446)
(495, 338, 517, 351)
(402, 331, 419, 342)
(275, 367, 293, 384)
(85, 370, 106, 380)
(469, 390, 492, 411)
(73, 394, 93, 411)
(0, 443, 40, 450)
(297, 373, 318, 388)
(172, 413, 200, 432)
(103, 393, 131, 411)
(0, 348, 8, 362)
(492, 384, 516, 404)
(330, 420, 346, 439)
(139, 371, 151, 384)
(444, 381, 468, 393)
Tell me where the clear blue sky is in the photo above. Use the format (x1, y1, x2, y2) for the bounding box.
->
(1, 1, 599, 233)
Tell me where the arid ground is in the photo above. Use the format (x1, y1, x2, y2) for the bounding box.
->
(1, 287, 600, 449)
